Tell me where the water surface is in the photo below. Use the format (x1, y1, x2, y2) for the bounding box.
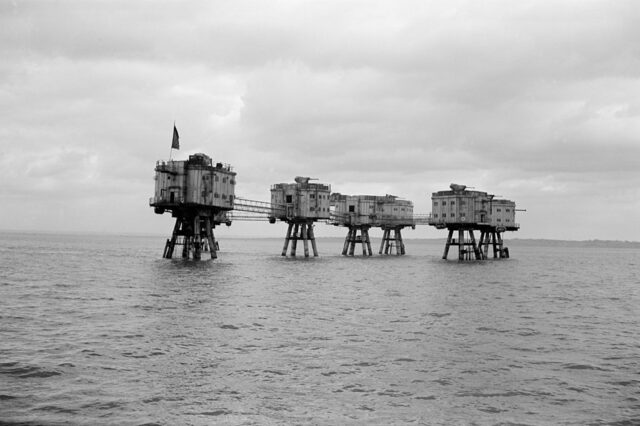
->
(1, 233, 638, 425)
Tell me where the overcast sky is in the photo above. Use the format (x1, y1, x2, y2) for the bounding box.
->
(1, 0, 639, 241)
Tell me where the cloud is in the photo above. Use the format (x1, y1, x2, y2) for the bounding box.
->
(1, 0, 639, 240)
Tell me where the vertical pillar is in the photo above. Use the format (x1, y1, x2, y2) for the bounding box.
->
(496, 231, 504, 258)
(348, 228, 356, 256)
(282, 222, 293, 256)
(484, 231, 490, 257)
(206, 217, 217, 260)
(384, 228, 392, 255)
(358, 227, 368, 256)
(364, 227, 373, 256)
(379, 229, 387, 255)
(302, 223, 310, 258)
(164, 218, 181, 259)
(491, 231, 498, 258)
(478, 230, 486, 259)
(469, 230, 481, 260)
(193, 215, 202, 260)
(443, 229, 454, 259)
(309, 224, 318, 257)
(182, 222, 190, 259)
(342, 227, 352, 256)
(291, 224, 299, 257)
(397, 228, 405, 255)
(458, 229, 465, 261)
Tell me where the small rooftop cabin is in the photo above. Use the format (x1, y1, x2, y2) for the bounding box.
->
(150, 153, 236, 213)
(269, 177, 331, 222)
(330, 194, 414, 227)
(428, 183, 518, 231)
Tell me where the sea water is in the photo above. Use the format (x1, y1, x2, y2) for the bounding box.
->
(1, 232, 639, 425)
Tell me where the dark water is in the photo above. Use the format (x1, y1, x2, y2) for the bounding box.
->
(1, 232, 639, 425)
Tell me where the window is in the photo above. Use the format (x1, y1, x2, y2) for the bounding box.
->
(451, 213, 455, 217)
(497, 218, 502, 222)
(214, 193, 219, 198)
(451, 201, 455, 205)
(215, 176, 219, 182)
(310, 194, 315, 199)
(434, 213, 438, 218)
(222, 177, 227, 183)
(506, 209, 510, 212)
(286, 195, 293, 203)
(497, 208, 501, 212)
(349, 205, 355, 212)
(442, 201, 446, 205)
(310, 207, 314, 211)
(434, 202, 438, 206)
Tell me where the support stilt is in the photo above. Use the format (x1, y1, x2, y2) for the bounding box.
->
(282, 223, 293, 256)
(302, 223, 309, 258)
(161, 213, 221, 260)
(342, 226, 371, 256)
(379, 226, 406, 255)
(478, 230, 487, 260)
(348, 229, 356, 256)
(343, 228, 353, 255)
(193, 215, 201, 260)
(443, 229, 453, 259)
(182, 227, 190, 259)
(309, 224, 318, 257)
(205, 217, 217, 260)
(442, 227, 506, 261)
(379, 229, 387, 255)
(469, 230, 481, 259)
(163, 218, 182, 259)
(364, 228, 373, 256)
(281, 220, 318, 258)
(291, 224, 299, 257)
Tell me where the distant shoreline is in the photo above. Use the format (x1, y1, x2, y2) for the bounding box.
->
(1, 229, 639, 247)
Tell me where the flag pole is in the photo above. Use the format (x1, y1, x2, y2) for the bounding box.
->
(169, 121, 177, 161)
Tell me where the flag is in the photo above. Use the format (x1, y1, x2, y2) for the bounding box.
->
(171, 125, 180, 150)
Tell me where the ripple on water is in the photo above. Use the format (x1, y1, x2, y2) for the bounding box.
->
(0, 363, 62, 379)
(1, 235, 639, 425)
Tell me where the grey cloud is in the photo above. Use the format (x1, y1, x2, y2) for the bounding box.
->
(2, 0, 639, 239)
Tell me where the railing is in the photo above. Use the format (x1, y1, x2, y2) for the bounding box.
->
(327, 212, 433, 227)
(226, 212, 272, 222)
(149, 195, 186, 205)
(427, 217, 520, 230)
(233, 197, 285, 215)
